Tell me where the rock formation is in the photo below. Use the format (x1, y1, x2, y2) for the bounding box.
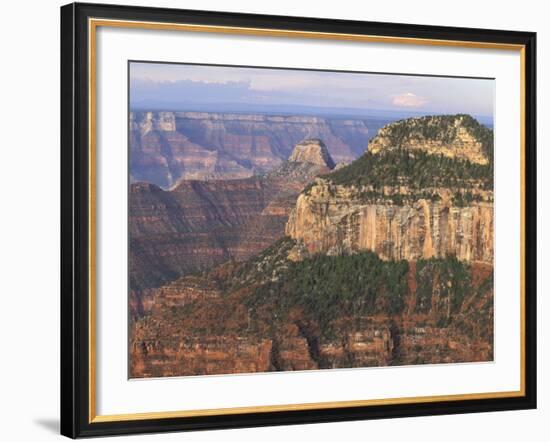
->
(130, 239, 493, 378)
(286, 114, 494, 264)
(285, 180, 494, 263)
(129, 140, 336, 309)
(368, 114, 492, 165)
(129, 114, 495, 378)
(288, 138, 336, 168)
(130, 111, 387, 187)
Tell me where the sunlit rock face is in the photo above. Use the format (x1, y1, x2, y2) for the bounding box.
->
(129, 114, 495, 378)
(286, 180, 493, 264)
(286, 114, 494, 263)
(368, 114, 492, 165)
(288, 138, 336, 168)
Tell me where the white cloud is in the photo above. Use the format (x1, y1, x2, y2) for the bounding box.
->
(391, 92, 427, 107)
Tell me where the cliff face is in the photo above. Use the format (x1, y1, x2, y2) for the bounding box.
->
(130, 240, 493, 378)
(129, 141, 335, 302)
(129, 114, 494, 378)
(130, 111, 385, 188)
(368, 114, 492, 165)
(130, 178, 273, 293)
(129, 177, 288, 298)
(288, 138, 336, 168)
(286, 114, 494, 264)
(286, 180, 494, 263)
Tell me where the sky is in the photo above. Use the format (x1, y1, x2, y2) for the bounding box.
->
(129, 62, 494, 120)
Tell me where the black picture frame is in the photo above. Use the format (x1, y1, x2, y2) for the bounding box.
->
(61, 2, 537, 438)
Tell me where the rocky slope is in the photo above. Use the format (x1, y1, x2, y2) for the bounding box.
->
(129, 114, 495, 378)
(286, 115, 494, 263)
(130, 238, 493, 378)
(130, 111, 387, 188)
(130, 139, 335, 310)
(368, 114, 493, 165)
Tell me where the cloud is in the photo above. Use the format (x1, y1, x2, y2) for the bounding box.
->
(129, 62, 494, 116)
(391, 92, 427, 107)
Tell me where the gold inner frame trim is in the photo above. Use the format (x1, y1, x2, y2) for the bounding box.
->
(88, 17, 527, 424)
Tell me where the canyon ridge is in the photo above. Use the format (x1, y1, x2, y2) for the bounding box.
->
(129, 111, 391, 188)
(129, 113, 494, 378)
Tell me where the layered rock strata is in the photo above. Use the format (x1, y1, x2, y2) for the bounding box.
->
(286, 180, 493, 263)
(288, 138, 336, 168)
(129, 114, 495, 378)
(130, 111, 386, 187)
(129, 140, 336, 308)
(130, 255, 493, 378)
(368, 114, 492, 165)
(286, 114, 494, 263)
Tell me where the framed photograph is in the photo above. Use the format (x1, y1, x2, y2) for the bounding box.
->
(60, 2, 537, 438)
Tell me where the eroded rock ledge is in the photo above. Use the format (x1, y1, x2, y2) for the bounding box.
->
(286, 180, 493, 263)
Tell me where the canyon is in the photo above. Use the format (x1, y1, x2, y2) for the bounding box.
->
(130, 111, 389, 188)
(129, 139, 335, 308)
(129, 114, 495, 377)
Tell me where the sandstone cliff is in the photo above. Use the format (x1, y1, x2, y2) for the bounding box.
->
(130, 111, 387, 188)
(286, 114, 494, 263)
(285, 180, 493, 263)
(288, 138, 336, 168)
(129, 115, 495, 378)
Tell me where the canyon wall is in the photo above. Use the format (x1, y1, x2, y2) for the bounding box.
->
(286, 180, 494, 263)
(130, 111, 387, 188)
(129, 114, 495, 377)
(130, 178, 276, 292)
(130, 257, 493, 378)
(130, 140, 335, 297)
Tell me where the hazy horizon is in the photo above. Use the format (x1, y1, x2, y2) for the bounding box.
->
(130, 61, 495, 123)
